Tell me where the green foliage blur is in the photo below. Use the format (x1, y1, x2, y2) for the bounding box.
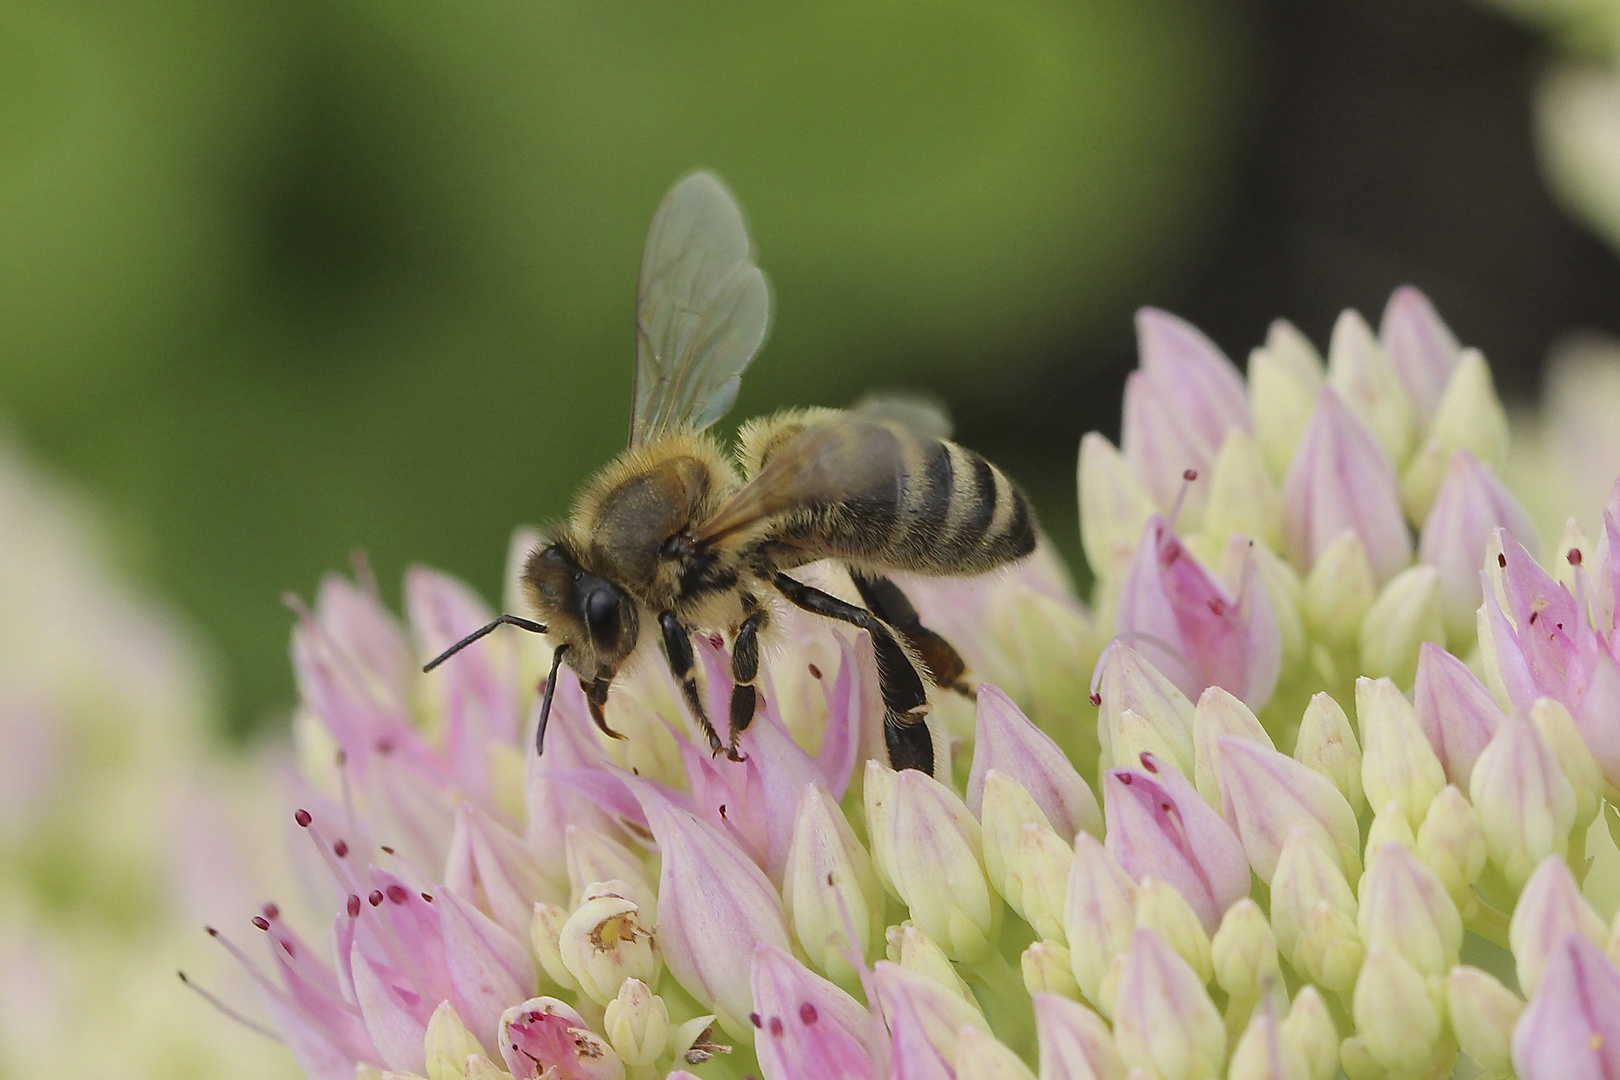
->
(0, 0, 1252, 735)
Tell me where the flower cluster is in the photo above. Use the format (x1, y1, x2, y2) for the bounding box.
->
(216, 289, 1620, 1080)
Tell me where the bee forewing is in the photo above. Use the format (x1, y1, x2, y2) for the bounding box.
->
(695, 414, 889, 544)
(629, 172, 771, 448)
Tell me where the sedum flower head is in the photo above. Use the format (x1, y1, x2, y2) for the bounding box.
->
(209, 287, 1620, 1080)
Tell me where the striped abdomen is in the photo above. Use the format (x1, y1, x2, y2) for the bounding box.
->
(761, 414, 1037, 576)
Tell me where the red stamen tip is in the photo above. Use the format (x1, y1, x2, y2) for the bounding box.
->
(1119, 774, 1133, 785)
(294, 809, 312, 828)
(347, 895, 361, 918)
(333, 839, 349, 858)
(262, 903, 279, 920)
(769, 1016, 784, 1037)
(420, 893, 434, 903)
(749, 1013, 762, 1029)
(251, 916, 270, 931)
(368, 890, 384, 907)
(1182, 468, 1198, 482)
(1089, 692, 1102, 707)
(799, 1003, 818, 1025)
(380, 845, 395, 855)
(1569, 548, 1584, 566)
(385, 885, 409, 905)
(1498, 553, 1507, 568)
(204, 926, 219, 937)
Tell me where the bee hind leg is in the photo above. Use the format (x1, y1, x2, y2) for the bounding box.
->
(848, 571, 971, 697)
(771, 572, 935, 776)
(658, 610, 725, 756)
(724, 605, 768, 761)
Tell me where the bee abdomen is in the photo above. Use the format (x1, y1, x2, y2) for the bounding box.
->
(892, 433, 1035, 573)
(791, 420, 1036, 576)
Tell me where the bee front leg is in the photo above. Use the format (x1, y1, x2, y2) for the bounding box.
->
(658, 610, 725, 757)
(771, 573, 935, 775)
(725, 604, 768, 761)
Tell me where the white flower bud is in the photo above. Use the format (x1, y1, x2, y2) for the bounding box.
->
(1446, 965, 1522, 1073)
(557, 882, 659, 1006)
(425, 1001, 485, 1080)
(1292, 692, 1364, 815)
(602, 978, 669, 1068)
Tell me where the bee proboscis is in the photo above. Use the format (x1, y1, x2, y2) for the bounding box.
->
(425, 173, 1036, 775)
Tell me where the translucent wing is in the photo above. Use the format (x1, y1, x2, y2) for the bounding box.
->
(629, 172, 771, 448)
(696, 413, 894, 545)
(851, 389, 953, 440)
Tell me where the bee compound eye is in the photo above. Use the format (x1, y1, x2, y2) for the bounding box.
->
(584, 588, 621, 641)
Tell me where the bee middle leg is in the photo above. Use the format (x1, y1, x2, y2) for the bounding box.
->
(848, 571, 971, 697)
(771, 572, 935, 775)
(725, 603, 768, 760)
(658, 610, 725, 756)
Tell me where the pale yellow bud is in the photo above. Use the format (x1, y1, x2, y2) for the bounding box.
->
(1269, 829, 1357, 978)
(1296, 900, 1365, 994)
(460, 1056, 513, 1080)
(1250, 319, 1327, 477)
(1401, 350, 1509, 522)
(1530, 696, 1603, 833)
(1112, 929, 1227, 1080)
(1065, 833, 1139, 1009)
(782, 783, 883, 989)
(1363, 800, 1417, 871)
(531, 902, 580, 993)
(666, 1015, 727, 1067)
(1135, 879, 1214, 985)
(1280, 986, 1339, 1080)
(1293, 692, 1364, 815)
(1470, 719, 1578, 891)
(1358, 567, 1444, 689)
(1328, 308, 1415, 469)
(565, 825, 657, 918)
(557, 882, 660, 1005)
(1356, 676, 1445, 828)
(1080, 433, 1158, 583)
(1304, 532, 1376, 651)
(1022, 940, 1081, 999)
(1357, 842, 1462, 977)
(1242, 541, 1309, 678)
(425, 1002, 485, 1080)
(1446, 965, 1522, 1073)
(1352, 947, 1441, 1076)
(1228, 1003, 1310, 1080)
(1205, 430, 1283, 551)
(955, 1025, 1038, 1080)
(1192, 685, 1273, 811)
(602, 978, 669, 1068)
(1211, 899, 1283, 1004)
(980, 771, 1073, 942)
(887, 921, 974, 1003)
(1416, 785, 1486, 905)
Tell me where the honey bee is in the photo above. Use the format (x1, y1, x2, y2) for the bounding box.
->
(425, 173, 1036, 774)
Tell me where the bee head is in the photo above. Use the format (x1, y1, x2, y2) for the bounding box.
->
(521, 541, 640, 677)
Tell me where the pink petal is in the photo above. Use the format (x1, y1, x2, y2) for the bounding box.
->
(1122, 309, 1252, 513)
(408, 568, 523, 790)
(1419, 451, 1538, 638)
(751, 945, 882, 1080)
(967, 685, 1100, 839)
(438, 888, 534, 1044)
(1103, 753, 1249, 933)
(1512, 934, 1620, 1080)
(1281, 388, 1411, 584)
(446, 801, 560, 935)
(1034, 993, 1126, 1080)
(349, 940, 429, 1074)
(886, 996, 956, 1080)
(1379, 286, 1461, 426)
(629, 777, 790, 1036)
(1411, 642, 1505, 788)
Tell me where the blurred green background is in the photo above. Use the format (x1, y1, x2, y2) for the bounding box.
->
(10, 0, 1620, 736)
(0, 0, 1254, 733)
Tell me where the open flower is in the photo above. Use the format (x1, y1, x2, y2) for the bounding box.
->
(199, 288, 1620, 1080)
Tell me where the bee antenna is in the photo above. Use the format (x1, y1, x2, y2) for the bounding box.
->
(535, 644, 571, 756)
(422, 615, 548, 673)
